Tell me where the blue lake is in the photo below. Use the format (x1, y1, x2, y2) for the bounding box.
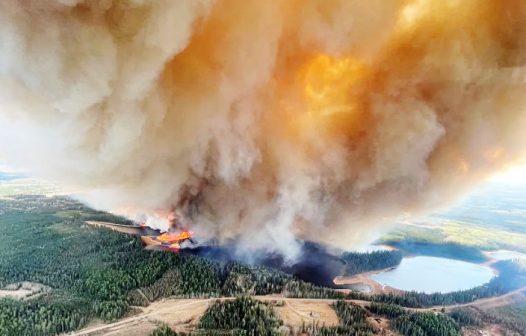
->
(370, 256, 495, 293)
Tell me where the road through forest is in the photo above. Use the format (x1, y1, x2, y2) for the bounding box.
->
(68, 286, 526, 336)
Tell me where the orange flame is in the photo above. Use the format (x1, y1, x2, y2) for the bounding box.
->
(169, 243, 181, 249)
(157, 230, 193, 243)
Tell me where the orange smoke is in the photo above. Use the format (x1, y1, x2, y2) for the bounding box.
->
(299, 55, 366, 137)
(0, 0, 525, 257)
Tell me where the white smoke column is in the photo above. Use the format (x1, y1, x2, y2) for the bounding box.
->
(0, 0, 525, 259)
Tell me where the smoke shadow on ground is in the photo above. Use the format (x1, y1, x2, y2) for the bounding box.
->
(182, 241, 351, 289)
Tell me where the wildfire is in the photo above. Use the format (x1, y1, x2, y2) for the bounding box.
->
(141, 229, 194, 251)
(157, 230, 193, 243)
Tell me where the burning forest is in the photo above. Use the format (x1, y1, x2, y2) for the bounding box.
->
(0, 0, 526, 259)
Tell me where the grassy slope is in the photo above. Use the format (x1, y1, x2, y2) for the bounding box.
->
(380, 221, 526, 254)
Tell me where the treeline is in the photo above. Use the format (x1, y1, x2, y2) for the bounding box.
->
(283, 280, 344, 299)
(3, 196, 525, 335)
(0, 196, 344, 335)
(367, 302, 406, 318)
(393, 312, 460, 336)
(71, 238, 225, 321)
(194, 299, 376, 336)
(148, 300, 463, 336)
(0, 296, 89, 335)
(150, 325, 178, 336)
(449, 306, 526, 336)
(381, 239, 487, 263)
(341, 250, 402, 276)
(280, 301, 378, 336)
(220, 263, 291, 297)
(370, 303, 460, 336)
(346, 259, 526, 308)
(127, 261, 306, 307)
(198, 297, 282, 335)
(128, 270, 181, 304)
(316, 300, 376, 336)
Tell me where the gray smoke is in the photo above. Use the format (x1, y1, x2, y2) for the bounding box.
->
(0, 0, 525, 259)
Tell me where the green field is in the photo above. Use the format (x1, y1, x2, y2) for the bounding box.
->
(380, 220, 526, 254)
(0, 177, 61, 197)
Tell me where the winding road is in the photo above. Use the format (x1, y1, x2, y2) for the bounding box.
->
(66, 286, 526, 336)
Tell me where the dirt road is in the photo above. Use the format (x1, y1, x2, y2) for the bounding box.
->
(85, 221, 144, 235)
(67, 287, 526, 336)
(438, 286, 526, 312)
(67, 298, 212, 336)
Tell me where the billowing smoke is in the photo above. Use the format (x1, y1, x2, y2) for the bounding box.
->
(1, 0, 526, 259)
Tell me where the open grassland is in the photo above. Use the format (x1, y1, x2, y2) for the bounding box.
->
(0, 178, 62, 197)
(0, 282, 51, 301)
(272, 299, 340, 328)
(441, 221, 526, 253)
(74, 293, 526, 336)
(382, 220, 526, 254)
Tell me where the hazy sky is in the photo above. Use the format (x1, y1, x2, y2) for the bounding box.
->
(2, 160, 526, 184)
(489, 163, 526, 185)
(2, 160, 526, 187)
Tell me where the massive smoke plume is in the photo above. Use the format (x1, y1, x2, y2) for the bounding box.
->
(0, 0, 525, 259)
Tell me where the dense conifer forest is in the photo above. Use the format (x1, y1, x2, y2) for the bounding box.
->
(1, 196, 525, 335)
(369, 303, 460, 336)
(380, 239, 488, 263)
(449, 306, 526, 336)
(341, 250, 403, 276)
(198, 297, 282, 335)
(347, 259, 526, 308)
(0, 196, 339, 335)
(316, 300, 376, 335)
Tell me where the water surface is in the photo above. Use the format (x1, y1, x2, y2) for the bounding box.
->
(371, 256, 495, 293)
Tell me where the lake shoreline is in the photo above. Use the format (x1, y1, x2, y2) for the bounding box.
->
(336, 255, 500, 295)
(333, 268, 404, 295)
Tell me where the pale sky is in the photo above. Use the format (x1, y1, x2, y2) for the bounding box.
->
(488, 162, 526, 185)
(3, 161, 526, 184)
